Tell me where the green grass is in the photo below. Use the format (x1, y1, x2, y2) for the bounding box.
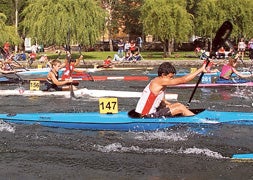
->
(42, 50, 199, 61)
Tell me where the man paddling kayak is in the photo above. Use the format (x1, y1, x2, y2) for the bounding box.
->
(60, 51, 88, 80)
(131, 62, 206, 118)
(43, 59, 77, 91)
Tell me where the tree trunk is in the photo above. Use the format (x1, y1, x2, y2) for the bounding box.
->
(109, 39, 113, 51)
(163, 39, 168, 58)
(163, 39, 173, 57)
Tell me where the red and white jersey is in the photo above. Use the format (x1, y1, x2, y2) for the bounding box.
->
(135, 83, 165, 115)
(61, 64, 74, 80)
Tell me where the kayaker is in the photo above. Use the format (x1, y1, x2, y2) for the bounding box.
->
(131, 62, 207, 118)
(103, 56, 113, 68)
(218, 55, 253, 83)
(60, 51, 83, 69)
(61, 58, 85, 80)
(96, 56, 113, 68)
(202, 59, 220, 73)
(0, 61, 17, 74)
(43, 59, 76, 91)
(60, 51, 85, 80)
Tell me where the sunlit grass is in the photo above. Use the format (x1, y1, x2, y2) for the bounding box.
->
(42, 50, 199, 61)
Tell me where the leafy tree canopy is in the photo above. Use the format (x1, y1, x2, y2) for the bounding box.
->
(21, 0, 107, 46)
(141, 0, 193, 43)
(0, 13, 21, 46)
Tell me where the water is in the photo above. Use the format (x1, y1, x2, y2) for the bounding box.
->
(0, 68, 253, 180)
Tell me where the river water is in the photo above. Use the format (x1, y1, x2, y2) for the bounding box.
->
(0, 66, 253, 180)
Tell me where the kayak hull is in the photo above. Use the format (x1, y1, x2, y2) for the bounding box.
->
(1, 109, 252, 131)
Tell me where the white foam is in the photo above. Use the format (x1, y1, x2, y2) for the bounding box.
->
(179, 147, 225, 159)
(0, 120, 15, 133)
(133, 131, 190, 142)
(94, 143, 227, 159)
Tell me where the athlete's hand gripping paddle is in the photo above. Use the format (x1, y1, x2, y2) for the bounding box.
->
(187, 21, 233, 107)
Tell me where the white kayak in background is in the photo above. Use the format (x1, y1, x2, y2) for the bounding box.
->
(0, 88, 178, 100)
(17, 66, 154, 76)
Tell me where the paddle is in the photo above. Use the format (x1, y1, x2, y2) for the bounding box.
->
(12, 58, 30, 71)
(6, 63, 24, 83)
(65, 28, 77, 99)
(187, 21, 233, 107)
(187, 60, 210, 107)
(78, 44, 94, 81)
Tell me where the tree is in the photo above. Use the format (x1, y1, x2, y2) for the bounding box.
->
(111, 0, 144, 39)
(100, 0, 117, 51)
(216, 0, 253, 41)
(0, 13, 21, 46)
(141, 0, 193, 57)
(20, 0, 106, 47)
(193, 0, 253, 49)
(194, 0, 219, 37)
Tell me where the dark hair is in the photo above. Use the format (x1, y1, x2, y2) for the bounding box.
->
(157, 62, 176, 76)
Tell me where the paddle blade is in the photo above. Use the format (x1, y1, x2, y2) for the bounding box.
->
(211, 21, 233, 56)
(128, 109, 141, 118)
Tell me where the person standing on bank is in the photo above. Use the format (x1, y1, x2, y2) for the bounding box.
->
(117, 39, 124, 58)
(248, 38, 253, 61)
(132, 62, 206, 118)
(237, 38, 246, 60)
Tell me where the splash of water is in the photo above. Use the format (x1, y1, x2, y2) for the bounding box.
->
(0, 120, 15, 133)
(133, 131, 190, 142)
(94, 143, 227, 159)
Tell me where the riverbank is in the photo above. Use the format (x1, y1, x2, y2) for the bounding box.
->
(20, 58, 252, 69)
(82, 59, 252, 68)
(83, 59, 202, 67)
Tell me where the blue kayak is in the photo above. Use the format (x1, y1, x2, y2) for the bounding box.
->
(232, 153, 253, 159)
(1, 109, 253, 131)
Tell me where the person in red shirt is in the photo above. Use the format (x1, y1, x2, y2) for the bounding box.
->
(28, 52, 37, 67)
(129, 40, 136, 54)
(217, 46, 225, 59)
(3, 41, 10, 54)
(60, 52, 84, 80)
(103, 56, 113, 68)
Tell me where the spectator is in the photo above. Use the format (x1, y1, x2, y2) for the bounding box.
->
(217, 46, 225, 59)
(117, 39, 124, 58)
(237, 38, 246, 60)
(248, 38, 253, 61)
(124, 40, 130, 56)
(39, 54, 48, 63)
(136, 37, 143, 52)
(3, 41, 10, 54)
(28, 52, 37, 67)
(112, 53, 124, 62)
(31, 44, 37, 53)
(129, 40, 136, 54)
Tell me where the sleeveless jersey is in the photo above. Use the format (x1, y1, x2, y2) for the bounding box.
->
(135, 83, 165, 115)
(220, 64, 234, 79)
(46, 71, 59, 84)
(61, 64, 74, 80)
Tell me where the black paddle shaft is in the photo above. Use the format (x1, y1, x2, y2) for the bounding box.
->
(187, 21, 233, 107)
(78, 45, 94, 82)
(187, 60, 210, 107)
